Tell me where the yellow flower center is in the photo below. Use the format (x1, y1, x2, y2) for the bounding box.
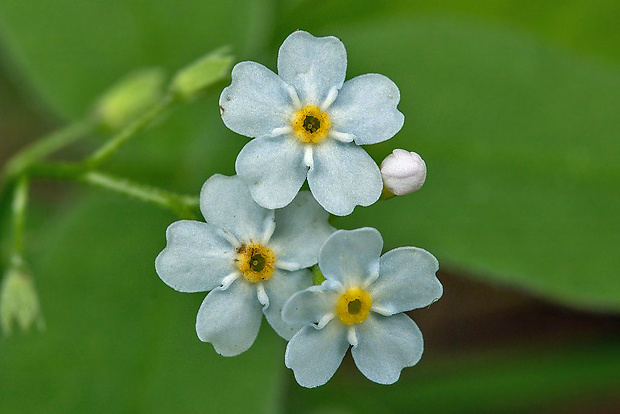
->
(336, 288, 372, 325)
(291, 105, 331, 144)
(236, 243, 276, 283)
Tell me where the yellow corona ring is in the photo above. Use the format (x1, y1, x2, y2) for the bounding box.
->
(336, 288, 372, 325)
(236, 243, 276, 283)
(291, 105, 331, 144)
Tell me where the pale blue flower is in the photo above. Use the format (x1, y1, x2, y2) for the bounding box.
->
(220, 30, 404, 216)
(155, 175, 335, 356)
(282, 228, 442, 387)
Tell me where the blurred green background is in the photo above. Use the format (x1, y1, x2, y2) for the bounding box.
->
(1, 0, 619, 413)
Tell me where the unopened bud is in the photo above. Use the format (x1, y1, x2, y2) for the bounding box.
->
(171, 48, 234, 101)
(0, 266, 44, 335)
(95, 68, 166, 130)
(380, 149, 427, 196)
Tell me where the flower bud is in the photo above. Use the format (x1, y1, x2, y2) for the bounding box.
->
(94, 68, 166, 130)
(0, 266, 44, 335)
(171, 48, 234, 101)
(380, 149, 427, 196)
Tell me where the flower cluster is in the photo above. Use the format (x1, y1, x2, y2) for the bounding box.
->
(156, 31, 442, 387)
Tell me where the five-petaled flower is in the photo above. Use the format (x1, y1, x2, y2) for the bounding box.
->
(155, 175, 334, 356)
(154, 30, 442, 388)
(282, 228, 442, 387)
(220, 30, 404, 216)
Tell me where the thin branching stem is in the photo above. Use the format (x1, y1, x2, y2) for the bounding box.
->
(3, 117, 96, 180)
(28, 162, 199, 219)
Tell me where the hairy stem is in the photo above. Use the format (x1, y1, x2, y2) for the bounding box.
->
(28, 163, 199, 219)
(82, 171, 199, 219)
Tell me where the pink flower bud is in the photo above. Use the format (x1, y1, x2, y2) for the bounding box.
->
(380, 149, 426, 195)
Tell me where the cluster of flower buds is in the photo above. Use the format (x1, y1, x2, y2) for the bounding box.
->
(156, 31, 442, 387)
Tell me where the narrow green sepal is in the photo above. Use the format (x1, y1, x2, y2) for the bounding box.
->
(380, 185, 396, 200)
(311, 265, 326, 286)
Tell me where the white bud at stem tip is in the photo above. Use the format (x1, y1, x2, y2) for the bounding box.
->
(380, 149, 427, 196)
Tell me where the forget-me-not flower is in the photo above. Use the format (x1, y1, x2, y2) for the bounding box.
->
(155, 175, 335, 356)
(282, 228, 442, 387)
(220, 30, 404, 216)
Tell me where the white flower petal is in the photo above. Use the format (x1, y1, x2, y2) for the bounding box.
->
(200, 174, 274, 243)
(256, 283, 269, 307)
(318, 228, 383, 288)
(269, 191, 335, 270)
(285, 321, 349, 388)
(277, 31, 347, 106)
(196, 278, 263, 357)
(219, 61, 294, 137)
(329, 74, 404, 145)
(307, 139, 382, 216)
(351, 313, 423, 384)
(370, 247, 442, 315)
(282, 283, 341, 325)
(155, 220, 235, 292)
(235, 135, 308, 210)
(328, 130, 355, 143)
(347, 326, 358, 347)
(262, 269, 313, 340)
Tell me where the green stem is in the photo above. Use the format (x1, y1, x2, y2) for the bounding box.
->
(28, 163, 199, 219)
(3, 118, 95, 181)
(86, 93, 176, 167)
(0, 118, 96, 223)
(10, 176, 29, 263)
(81, 171, 199, 219)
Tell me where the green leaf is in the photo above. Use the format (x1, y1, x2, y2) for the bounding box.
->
(329, 16, 620, 311)
(1, 1, 619, 314)
(285, 339, 620, 413)
(274, 0, 620, 64)
(0, 194, 284, 413)
(0, 0, 274, 200)
(324, 18, 620, 311)
(0, 0, 270, 118)
(3, 1, 619, 120)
